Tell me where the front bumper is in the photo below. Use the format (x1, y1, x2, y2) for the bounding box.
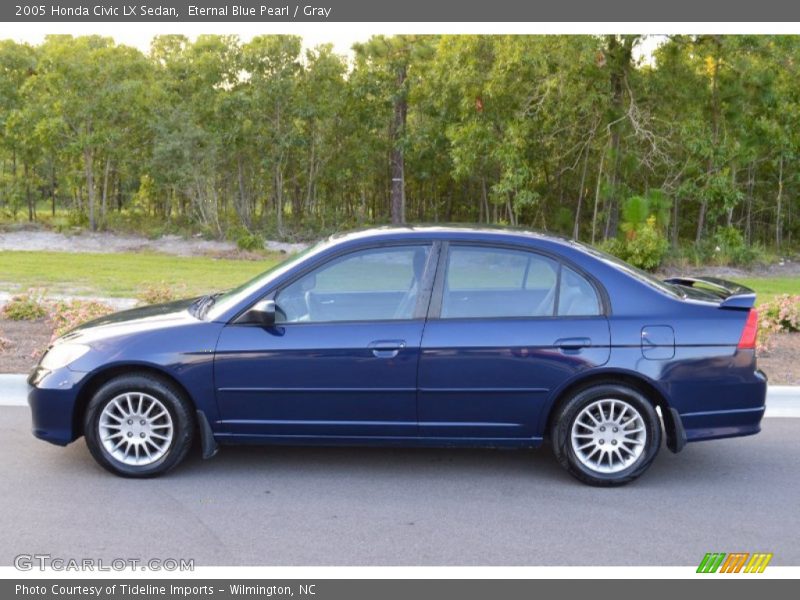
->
(27, 366, 86, 446)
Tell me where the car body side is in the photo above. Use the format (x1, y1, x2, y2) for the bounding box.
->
(28, 228, 767, 451)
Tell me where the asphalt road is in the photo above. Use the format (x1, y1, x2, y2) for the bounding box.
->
(1, 406, 798, 566)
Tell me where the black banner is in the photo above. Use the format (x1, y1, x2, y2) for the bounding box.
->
(4, 580, 798, 600)
(3, 0, 800, 22)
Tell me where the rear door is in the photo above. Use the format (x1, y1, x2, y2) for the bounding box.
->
(417, 243, 610, 441)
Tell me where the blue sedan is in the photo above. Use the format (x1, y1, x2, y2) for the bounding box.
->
(28, 227, 767, 485)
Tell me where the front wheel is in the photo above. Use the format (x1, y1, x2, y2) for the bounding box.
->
(84, 374, 195, 477)
(551, 384, 662, 486)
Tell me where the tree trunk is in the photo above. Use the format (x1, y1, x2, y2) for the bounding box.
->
(480, 177, 489, 223)
(389, 64, 408, 224)
(51, 163, 57, 217)
(84, 147, 96, 231)
(696, 40, 721, 245)
(275, 163, 284, 236)
(776, 153, 784, 249)
(573, 144, 591, 240)
(671, 195, 680, 248)
(603, 35, 633, 239)
(745, 161, 755, 244)
(24, 163, 33, 222)
(236, 155, 251, 229)
(101, 156, 111, 226)
(592, 138, 609, 245)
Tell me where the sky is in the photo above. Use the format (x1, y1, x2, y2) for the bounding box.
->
(6, 23, 665, 61)
(7, 23, 370, 57)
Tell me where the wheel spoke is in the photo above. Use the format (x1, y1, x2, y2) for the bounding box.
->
(111, 399, 126, 417)
(623, 426, 645, 434)
(618, 444, 635, 457)
(143, 400, 155, 418)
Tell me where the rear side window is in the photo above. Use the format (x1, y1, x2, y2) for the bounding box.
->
(441, 246, 601, 319)
(442, 247, 559, 318)
(558, 266, 601, 316)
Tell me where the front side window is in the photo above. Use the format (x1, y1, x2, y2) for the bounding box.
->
(442, 246, 559, 318)
(274, 245, 431, 323)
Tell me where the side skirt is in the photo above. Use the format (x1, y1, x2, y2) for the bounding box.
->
(212, 433, 543, 450)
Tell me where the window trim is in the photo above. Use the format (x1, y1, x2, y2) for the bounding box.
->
(229, 240, 440, 327)
(427, 241, 608, 321)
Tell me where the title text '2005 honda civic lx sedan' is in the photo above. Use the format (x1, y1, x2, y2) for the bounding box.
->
(28, 227, 767, 485)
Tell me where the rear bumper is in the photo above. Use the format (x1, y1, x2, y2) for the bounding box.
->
(28, 366, 85, 446)
(679, 370, 767, 443)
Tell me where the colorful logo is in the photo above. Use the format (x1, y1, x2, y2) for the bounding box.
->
(697, 552, 773, 573)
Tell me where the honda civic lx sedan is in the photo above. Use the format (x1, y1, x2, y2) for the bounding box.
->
(28, 227, 767, 485)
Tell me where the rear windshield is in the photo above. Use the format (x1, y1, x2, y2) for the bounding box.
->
(572, 242, 686, 299)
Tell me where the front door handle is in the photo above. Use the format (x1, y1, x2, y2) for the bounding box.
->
(368, 339, 406, 358)
(555, 337, 591, 353)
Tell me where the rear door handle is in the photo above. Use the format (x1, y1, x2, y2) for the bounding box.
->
(368, 339, 406, 358)
(555, 337, 591, 353)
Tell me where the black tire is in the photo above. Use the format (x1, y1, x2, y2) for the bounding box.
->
(550, 383, 661, 486)
(84, 374, 195, 478)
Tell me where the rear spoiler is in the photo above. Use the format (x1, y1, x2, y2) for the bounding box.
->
(663, 276, 756, 309)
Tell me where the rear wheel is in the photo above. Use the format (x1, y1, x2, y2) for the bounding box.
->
(551, 384, 661, 486)
(84, 374, 194, 477)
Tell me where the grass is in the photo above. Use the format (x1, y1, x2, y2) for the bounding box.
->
(739, 277, 800, 305)
(0, 250, 284, 298)
(1, 249, 798, 306)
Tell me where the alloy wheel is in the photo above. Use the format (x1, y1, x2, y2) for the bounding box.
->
(569, 398, 647, 474)
(98, 392, 174, 466)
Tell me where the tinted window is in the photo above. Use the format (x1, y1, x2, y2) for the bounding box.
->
(442, 247, 559, 318)
(275, 245, 431, 323)
(558, 266, 601, 316)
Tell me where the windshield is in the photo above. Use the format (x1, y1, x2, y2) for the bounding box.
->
(201, 242, 324, 321)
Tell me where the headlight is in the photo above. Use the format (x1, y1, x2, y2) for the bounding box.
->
(39, 343, 91, 370)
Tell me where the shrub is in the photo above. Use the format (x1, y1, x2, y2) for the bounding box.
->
(137, 282, 188, 306)
(598, 237, 626, 259)
(235, 230, 264, 251)
(624, 218, 669, 271)
(709, 226, 762, 267)
(49, 300, 115, 340)
(598, 217, 669, 271)
(66, 211, 89, 228)
(757, 294, 800, 352)
(2, 289, 49, 320)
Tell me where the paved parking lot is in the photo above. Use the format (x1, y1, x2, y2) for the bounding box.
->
(1, 406, 798, 566)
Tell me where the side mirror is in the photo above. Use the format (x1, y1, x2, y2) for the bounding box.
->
(241, 299, 276, 326)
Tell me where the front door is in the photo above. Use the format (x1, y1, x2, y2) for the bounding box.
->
(214, 243, 436, 438)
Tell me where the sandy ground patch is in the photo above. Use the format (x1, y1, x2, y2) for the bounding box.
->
(0, 230, 307, 256)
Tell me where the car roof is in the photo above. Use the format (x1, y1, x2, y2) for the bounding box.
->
(326, 225, 577, 249)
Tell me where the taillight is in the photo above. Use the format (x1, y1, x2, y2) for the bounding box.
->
(737, 309, 759, 350)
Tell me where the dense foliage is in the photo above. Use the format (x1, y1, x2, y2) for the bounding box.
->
(1, 34, 799, 258)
